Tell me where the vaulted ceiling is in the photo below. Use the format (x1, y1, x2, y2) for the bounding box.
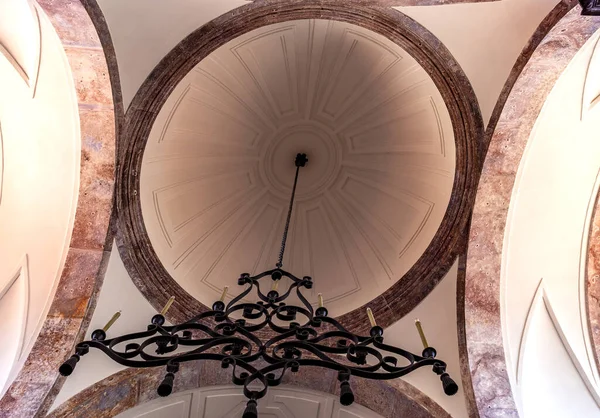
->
(5, 1, 598, 418)
(140, 19, 455, 316)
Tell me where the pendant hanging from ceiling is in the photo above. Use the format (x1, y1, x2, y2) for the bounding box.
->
(59, 154, 458, 418)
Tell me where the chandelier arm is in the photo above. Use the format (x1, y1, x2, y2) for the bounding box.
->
(100, 326, 162, 348)
(179, 310, 228, 326)
(262, 280, 301, 304)
(225, 303, 270, 326)
(138, 335, 181, 359)
(305, 329, 360, 346)
(168, 321, 227, 337)
(126, 335, 257, 365)
(261, 328, 298, 350)
(227, 323, 269, 350)
(295, 282, 314, 316)
(263, 347, 376, 377)
(268, 305, 313, 329)
(266, 320, 314, 336)
(371, 340, 418, 362)
(355, 357, 444, 380)
(256, 361, 295, 387)
(249, 269, 278, 281)
(237, 361, 278, 401)
(251, 281, 275, 305)
(271, 340, 357, 366)
(311, 316, 371, 343)
(142, 334, 256, 361)
(226, 281, 255, 311)
(73, 340, 171, 368)
(271, 343, 384, 374)
(76, 318, 445, 376)
(258, 350, 442, 381)
(278, 269, 302, 282)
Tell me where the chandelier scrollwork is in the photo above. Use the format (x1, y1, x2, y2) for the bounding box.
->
(59, 154, 458, 418)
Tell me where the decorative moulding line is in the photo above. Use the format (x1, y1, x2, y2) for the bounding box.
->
(582, 34, 600, 119)
(587, 150, 600, 393)
(0, 255, 30, 367)
(0, 1, 41, 97)
(116, 0, 483, 337)
(514, 279, 600, 406)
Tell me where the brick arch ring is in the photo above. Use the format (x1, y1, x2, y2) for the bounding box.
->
(116, 0, 484, 337)
(0, 1, 121, 416)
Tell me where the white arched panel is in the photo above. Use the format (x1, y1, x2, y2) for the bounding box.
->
(130, 393, 192, 418)
(0, 256, 29, 393)
(521, 288, 599, 417)
(0, 4, 79, 396)
(116, 386, 383, 418)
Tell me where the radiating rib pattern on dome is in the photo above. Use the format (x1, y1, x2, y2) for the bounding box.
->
(141, 19, 455, 317)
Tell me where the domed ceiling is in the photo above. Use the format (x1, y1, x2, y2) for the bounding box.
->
(141, 19, 455, 316)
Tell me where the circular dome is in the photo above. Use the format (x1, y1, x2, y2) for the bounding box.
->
(140, 19, 455, 317)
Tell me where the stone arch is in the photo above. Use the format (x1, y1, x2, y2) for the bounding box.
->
(464, 3, 600, 417)
(0, 1, 121, 416)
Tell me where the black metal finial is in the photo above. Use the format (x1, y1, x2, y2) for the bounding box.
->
(276, 153, 308, 268)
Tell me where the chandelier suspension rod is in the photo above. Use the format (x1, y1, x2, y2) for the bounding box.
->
(276, 153, 307, 268)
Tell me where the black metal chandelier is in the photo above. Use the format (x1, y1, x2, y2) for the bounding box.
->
(59, 153, 458, 418)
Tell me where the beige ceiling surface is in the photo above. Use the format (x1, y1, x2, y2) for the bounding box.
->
(141, 19, 455, 316)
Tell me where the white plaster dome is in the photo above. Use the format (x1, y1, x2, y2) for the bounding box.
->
(141, 19, 455, 317)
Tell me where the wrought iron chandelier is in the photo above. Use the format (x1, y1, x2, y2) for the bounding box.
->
(59, 154, 458, 418)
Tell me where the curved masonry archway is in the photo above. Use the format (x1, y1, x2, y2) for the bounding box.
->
(464, 4, 600, 417)
(0, 1, 120, 416)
